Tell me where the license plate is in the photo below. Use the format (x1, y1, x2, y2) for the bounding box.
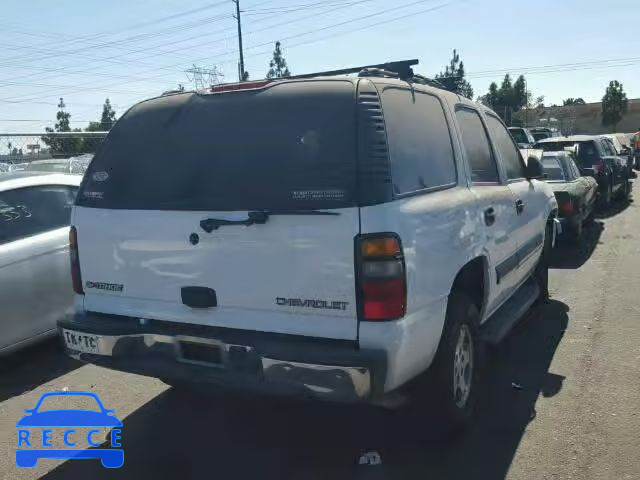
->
(62, 329, 100, 354)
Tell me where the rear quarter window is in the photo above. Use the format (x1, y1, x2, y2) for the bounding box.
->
(379, 87, 456, 195)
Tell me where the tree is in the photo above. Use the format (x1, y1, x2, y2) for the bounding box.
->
(99, 98, 116, 130)
(563, 97, 585, 106)
(480, 82, 500, 109)
(512, 75, 528, 111)
(435, 49, 473, 99)
(42, 98, 81, 156)
(480, 74, 536, 126)
(81, 98, 117, 153)
(601, 81, 628, 132)
(266, 41, 291, 79)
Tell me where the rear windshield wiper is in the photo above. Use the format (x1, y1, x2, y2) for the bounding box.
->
(200, 209, 340, 233)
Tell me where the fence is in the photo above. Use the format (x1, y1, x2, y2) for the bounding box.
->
(0, 132, 108, 164)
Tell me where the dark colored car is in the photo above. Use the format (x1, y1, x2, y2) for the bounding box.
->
(535, 135, 629, 207)
(541, 152, 598, 241)
(508, 127, 536, 148)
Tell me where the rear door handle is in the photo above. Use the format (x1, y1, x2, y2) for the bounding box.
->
(484, 207, 496, 226)
(515, 199, 525, 214)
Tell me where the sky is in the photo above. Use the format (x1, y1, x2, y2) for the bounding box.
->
(0, 0, 638, 135)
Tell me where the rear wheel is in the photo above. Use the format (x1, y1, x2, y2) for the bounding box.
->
(534, 221, 552, 300)
(602, 184, 613, 207)
(412, 292, 482, 434)
(569, 219, 583, 243)
(620, 180, 630, 201)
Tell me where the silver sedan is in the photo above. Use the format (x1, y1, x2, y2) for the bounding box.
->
(1, 172, 81, 354)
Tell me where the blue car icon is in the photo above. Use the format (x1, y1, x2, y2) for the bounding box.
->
(16, 391, 123, 468)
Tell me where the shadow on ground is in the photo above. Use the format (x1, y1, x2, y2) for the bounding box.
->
(595, 196, 633, 220)
(0, 338, 82, 403)
(41, 300, 569, 480)
(550, 220, 604, 269)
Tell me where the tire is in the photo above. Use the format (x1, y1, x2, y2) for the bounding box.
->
(534, 221, 552, 300)
(602, 184, 613, 207)
(570, 220, 583, 243)
(621, 180, 630, 201)
(425, 292, 483, 433)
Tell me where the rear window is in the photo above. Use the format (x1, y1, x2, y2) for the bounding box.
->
(509, 128, 529, 144)
(532, 132, 549, 141)
(542, 157, 565, 181)
(78, 81, 357, 210)
(535, 141, 600, 167)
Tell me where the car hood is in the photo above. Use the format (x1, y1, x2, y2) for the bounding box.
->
(16, 410, 123, 427)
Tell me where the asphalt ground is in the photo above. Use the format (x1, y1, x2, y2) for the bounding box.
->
(2, 184, 639, 480)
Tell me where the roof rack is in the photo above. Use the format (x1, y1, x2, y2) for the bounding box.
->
(288, 59, 419, 80)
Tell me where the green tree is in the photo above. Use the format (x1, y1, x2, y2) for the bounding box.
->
(266, 41, 291, 79)
(601, 81, 628, 132)
(82, 98, 117, 153)
(513, 75, 528, 111)
(480, 82, 500, 109)
(435, 49, 473, 99)
(480, 74, 534, 126)
(99, 98, 116, 130)
(563, 97, 585, 106)
(42, 98, 81, 156)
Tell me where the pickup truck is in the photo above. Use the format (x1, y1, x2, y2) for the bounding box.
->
(58, 62, 558, 432)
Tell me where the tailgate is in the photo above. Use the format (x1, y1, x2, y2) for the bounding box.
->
(75, 207, 360, 340)
(73, 80, 361, 340)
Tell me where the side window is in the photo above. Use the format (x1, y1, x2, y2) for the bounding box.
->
(485, 114, 527, 180)
(0, 185, 77, 244)
(455, 108, 499, 183)
(380, 88, 456, 194)
(569, 159, 581, 178)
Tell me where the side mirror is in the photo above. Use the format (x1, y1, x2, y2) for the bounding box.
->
(526, 156, 544, 180)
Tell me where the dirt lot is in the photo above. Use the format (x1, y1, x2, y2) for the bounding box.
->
(2, 189, 640, 480)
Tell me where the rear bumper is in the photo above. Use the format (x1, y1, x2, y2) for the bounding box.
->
(57, 312, 386, 403)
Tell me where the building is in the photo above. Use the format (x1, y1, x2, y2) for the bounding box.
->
(517, 98, 640, 135)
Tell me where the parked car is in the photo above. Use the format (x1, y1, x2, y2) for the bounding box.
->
(58, 65, 558, 432)
(22, 155, 93, 176)
(541, 152, 597, 241)
(530, 127, 561, 141)
(535, 135, 629, 206)
(508, 127, 536, 148)
(0, 172, 80, 355)
(601, 135, 634, 178)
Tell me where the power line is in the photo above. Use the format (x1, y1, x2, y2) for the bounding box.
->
(0, 0, 370, 103)
(0, 1, 234, 65)
(3, 1, 639, 107)
(0, 0, 277, 88)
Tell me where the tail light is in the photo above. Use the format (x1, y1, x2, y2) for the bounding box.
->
(592, 158, 605, 175)
(357, 234, 406, 321)
(69, 226, 84, 295)
(559, 199, 574, 216)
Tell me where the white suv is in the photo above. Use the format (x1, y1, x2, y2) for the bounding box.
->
(59, 64, 558, 430)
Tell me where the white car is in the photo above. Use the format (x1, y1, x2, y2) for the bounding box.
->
(59, 64, 558, 431)
(1, 172, 81, 354)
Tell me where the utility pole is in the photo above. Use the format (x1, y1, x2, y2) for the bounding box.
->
(232, 0, 245, 81)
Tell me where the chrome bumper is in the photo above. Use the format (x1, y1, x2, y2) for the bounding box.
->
(59, 320, 376, 402)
